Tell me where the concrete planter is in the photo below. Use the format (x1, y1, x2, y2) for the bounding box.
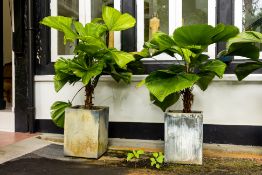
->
(164, 111, 203, 165)
(64, 106, 109, 159)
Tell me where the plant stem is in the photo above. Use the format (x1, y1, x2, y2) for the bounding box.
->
(84, 82, 94, 109)
(182, 88, 193, 113)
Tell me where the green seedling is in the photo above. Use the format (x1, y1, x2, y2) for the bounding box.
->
(150, 152, 164, 169)
(126, 150, 144, 161)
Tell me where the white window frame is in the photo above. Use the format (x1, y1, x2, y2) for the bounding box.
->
(137, 0, 216, 60)
(50, 0, 121, 62)
(235, 0, 262, 59)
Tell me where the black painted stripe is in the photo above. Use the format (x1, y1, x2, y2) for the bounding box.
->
(35, 119, 262, 146)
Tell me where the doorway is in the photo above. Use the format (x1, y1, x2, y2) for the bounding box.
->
(0, 0, 14, 132)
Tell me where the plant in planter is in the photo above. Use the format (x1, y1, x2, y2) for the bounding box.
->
(41, 6, 136, 158)
(137, 24, 261, 164)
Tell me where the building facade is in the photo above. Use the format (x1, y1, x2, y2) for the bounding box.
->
(1, 0, 262, 146)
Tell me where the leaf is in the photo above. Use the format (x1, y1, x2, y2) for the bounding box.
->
(181, 48, 196, 63)
(54, 58, 81, 92)
(137, 150, 144, 155)
(196, 72, 216, 91)
(102, 6, 136, 31)
(224, 31, 262, 60)
(227, 31, 262, 49)
(150, 92, 180, 112)
(145, 71, 199, 102)
(70, 57, 104, 85)
(225, 43, 260, 60)
(199, 60, 226, 78)
(173, 24, 222, 47)
(149, 32, 176, 51)
(235, 62, 262, 81)
(212, 24, 239, 42)
(50, 101, 72, 128)
(150, 158, 156, 166)
(74, 38, 106, 56)
(136, 79, 145, 88)
(127, 153, 134, 161)
(84, 23, 107, 38)
(153, 152, 158, 158)
(109, 50, 135, 68)
(190, 54, 209, 68)
(156, 164, 160, 169)
(40, 16, 77, 43)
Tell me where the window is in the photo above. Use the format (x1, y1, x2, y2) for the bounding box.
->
(137, 0, 216, 60)
(50, 0, 121, 62)
(50, 0, 216, 62)
(235, 0, 262, 58)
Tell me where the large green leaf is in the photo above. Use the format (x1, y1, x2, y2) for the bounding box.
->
(145, 71, 199, 102)
(223, 31, 262, 60)
(84, 23, 107, 38)
(227, 31, 262, 49)
(150, 92, 180, 112)
(70, 57, 104, 85)
(54, 58, 80, 92)
(199, 60, 226, 78)
(226, 43, 259, 60)
(212, 24, 239, 42)
(109, 50, 135, 68)
(149, 32, 176, 51)
(50, 101, 72, 128)
(235, 61, 262, 81)
(74, 21, 107, 39)
(40, 16, 77, 42)
(196, 72, 216, 91)
(173, 24, 222, 47)
(74, 37, 107, 56)
(102, 6, 136, 31)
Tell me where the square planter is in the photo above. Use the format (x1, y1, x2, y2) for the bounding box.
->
(64, 106, 109, 159)
(164, 111, 203, 165)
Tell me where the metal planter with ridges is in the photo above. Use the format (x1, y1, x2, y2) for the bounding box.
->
(64, 106, 109, 159)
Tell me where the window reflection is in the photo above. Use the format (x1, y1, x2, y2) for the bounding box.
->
(57, 0, 79, 55)
(243, 0, 262, 50)
(182, 0, 208, 26)
(144, 0, 169, 41)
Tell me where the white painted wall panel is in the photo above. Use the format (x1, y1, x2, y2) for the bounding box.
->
(35, 75, 262, 126)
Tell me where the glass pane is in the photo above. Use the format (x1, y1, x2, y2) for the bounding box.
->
(91, 0, 114, 19)
(57, 0, 79, 55)
(243, 0, 262, 50)
(182, 0, 208, 26)
(144, 0, 169, 42)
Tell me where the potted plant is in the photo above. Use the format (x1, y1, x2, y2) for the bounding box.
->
(40, 6, 136, 158)
(137, 24, 261, 164)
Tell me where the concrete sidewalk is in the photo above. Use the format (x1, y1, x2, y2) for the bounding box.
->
(0, 134, 262, 174)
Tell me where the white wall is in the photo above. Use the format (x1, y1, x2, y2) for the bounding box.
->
(3, 0, 12, 65)
(35, 75, 262, 126)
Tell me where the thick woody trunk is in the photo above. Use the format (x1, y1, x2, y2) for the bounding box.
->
(182, 88, 194, 113)
(84, 82, 93, 109)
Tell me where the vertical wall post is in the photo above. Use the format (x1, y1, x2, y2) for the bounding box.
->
(216, 0, 234, 53)
(14, 0, 29, 132)
(121, 0, 137, 52)
(26, 0, 35, 133)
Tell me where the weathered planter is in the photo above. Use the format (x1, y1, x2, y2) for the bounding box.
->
(64, 106, 109, 159)
(164, 111, 203, 165)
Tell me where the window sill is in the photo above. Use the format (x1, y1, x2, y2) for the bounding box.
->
(34, 74, 262, 82)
